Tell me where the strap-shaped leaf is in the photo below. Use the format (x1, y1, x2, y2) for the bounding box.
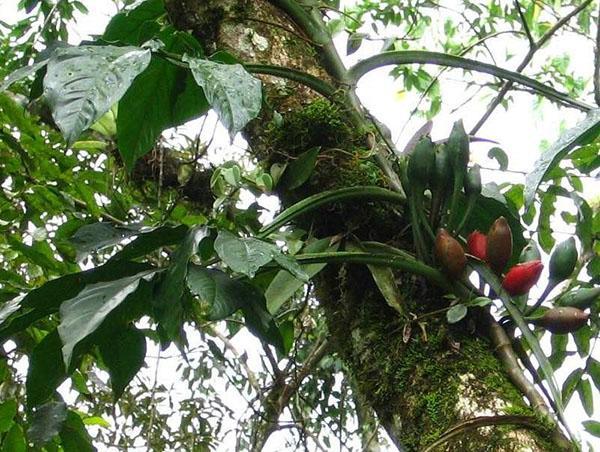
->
(43, 45, 151, 143)
(348, 51, 592, 111)
(183, 55, 262, 136)
(524, 108, 600, 208)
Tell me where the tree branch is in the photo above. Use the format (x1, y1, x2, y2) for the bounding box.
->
(514, 0, 535, 47)
(471, 0, 593, 134)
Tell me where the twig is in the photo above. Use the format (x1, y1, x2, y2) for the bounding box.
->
(514, 0, 535, 46)
(471, 0, 593, 134)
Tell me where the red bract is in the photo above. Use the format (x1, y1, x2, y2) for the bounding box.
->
(467, 230, 487, 261)
(502, 260, 543, 296)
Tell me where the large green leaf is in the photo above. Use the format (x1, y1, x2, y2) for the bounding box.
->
(0, 260, 153, 341)
(26, 330, 66, 408)
(70, 222, 141, 261)
(98, 326, 146, 401)
(265, 239, 332, 314)
(117, 32, 208, 169)
(187, 266, 255, 320)
(28, 401, 68, 447)
(154, 226, 208, 340)
(214, 230, 275, 278)
(58, 269, 157, 367)
(109, 225, 189, 262)
(59, 411, 96, 452)
(43, 45, 151, 144)
(183, 55, 262, 136)
(280, 147, 320, 190)
(102, 0, 165, 46)
(524, 108, 600, 208)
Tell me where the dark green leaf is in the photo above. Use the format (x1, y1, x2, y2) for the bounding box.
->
(271, 252, 309, 282)
(562, 368, 584, 406)
(240, 289, 284, 354)
(98, 326, 146, 401)
(27, 330, 66, 408)
(58, 269, 157, 367)
(44, 45, 151, 143)
(183, 55, 262, 136)
(346, 32, 365, 55)
(102, 0, 165, 45)
(214, 230, 274, 278)
(280, 147, 320, 190)
(446, 304, 467, 324)
(589, 358, 600, 391)
(154, 226, 208, 340)
(572, 325, 592, 358)
(187, 266, 262, 320)
(59, 411, 95, 452)
(487, 147, 508, 170)
(109, 225, 188, 261)
(0, 260, 153, 341)
(70, 222, 140, 261)
(524, 108, 600, 208)
(28, 401, 68, 447)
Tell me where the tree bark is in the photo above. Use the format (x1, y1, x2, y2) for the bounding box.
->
(165, 1, 569, 450)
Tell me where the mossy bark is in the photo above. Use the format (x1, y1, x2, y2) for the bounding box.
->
(165, 1, 567, 450)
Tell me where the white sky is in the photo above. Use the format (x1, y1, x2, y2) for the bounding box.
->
(1, 0, 599, 450)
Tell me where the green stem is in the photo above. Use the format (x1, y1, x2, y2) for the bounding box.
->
(409, 189, 428, 260)
(245, 64, 337, 98)
(294, 251, 449, 289)
(347, 51, 591, 111)
(259, 186, 406, 237)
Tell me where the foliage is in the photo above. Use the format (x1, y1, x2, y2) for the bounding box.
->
(0, 0, 598, 450)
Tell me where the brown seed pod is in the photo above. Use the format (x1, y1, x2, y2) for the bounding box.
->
(486, 216, 513, 274)
(435, 228, 466, 279)
(533, 307, 589, 335)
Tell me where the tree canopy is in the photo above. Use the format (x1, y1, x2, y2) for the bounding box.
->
(0, 0, 599, 450)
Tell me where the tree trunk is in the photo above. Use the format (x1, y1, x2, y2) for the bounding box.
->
(165, 1, 569, 450)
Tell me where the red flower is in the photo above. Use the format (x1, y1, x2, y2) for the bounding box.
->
(467, 230, 487, 261)
(502, 260, 543, 296)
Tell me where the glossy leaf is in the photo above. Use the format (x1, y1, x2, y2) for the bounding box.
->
(183, 55, 262, 136)
(43, 45, 151, 143)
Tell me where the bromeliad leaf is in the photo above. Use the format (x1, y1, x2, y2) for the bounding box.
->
(183, 55, 262, 136)
(58, 269, 157, 368)
(43, 45, 151, 144)
(524, 108, 600, 208)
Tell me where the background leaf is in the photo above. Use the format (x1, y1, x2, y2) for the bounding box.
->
(280, 147, 320, 190)
(524, 108, 600, 208)
(28, 401, 68, 447)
